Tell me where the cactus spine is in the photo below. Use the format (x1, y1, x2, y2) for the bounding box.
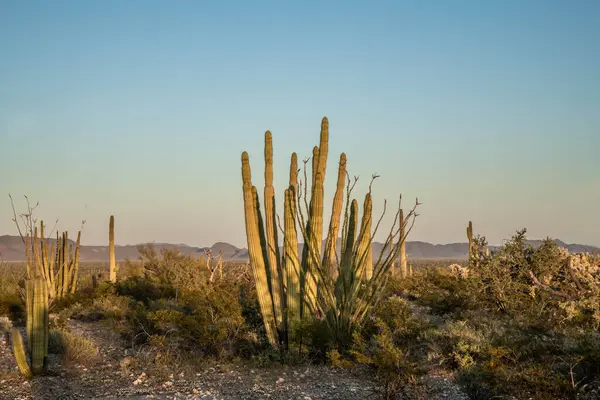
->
(12, 278, 49, 377)
(241, 117, 418, 350)
(109, 215, 117, 283)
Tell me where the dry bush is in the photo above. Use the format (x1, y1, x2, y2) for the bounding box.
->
(49, 328, 100, 366)
(396, 230, 600, 400)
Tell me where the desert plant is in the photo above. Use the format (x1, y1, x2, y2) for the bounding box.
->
(240, 117, 419, 351)
(467, 221, 474, 260)
(24, 222, 82, 300)
(9, 195, 83, 299)
(12, 278, 49, 378)
(109, 215, 118, 283)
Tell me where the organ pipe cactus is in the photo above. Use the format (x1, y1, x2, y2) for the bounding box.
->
(467, 220, 474, 259)
(12, 278, 49, 377)
(241, 117, 419, 350)
(25, 221, 81, 299)
(109, 215, 118, 283)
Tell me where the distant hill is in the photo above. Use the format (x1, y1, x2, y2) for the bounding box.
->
(1, 235, 597, 262)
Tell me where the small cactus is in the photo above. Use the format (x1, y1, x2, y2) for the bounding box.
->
(109, 215, 118, 283)
(467, 220, 473, 260)
(12, 278, 49, 378)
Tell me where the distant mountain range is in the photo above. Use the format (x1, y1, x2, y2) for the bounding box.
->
(1, 235, 598, 262)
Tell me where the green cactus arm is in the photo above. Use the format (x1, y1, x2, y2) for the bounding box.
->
(33, 226, 42, 278)
(289, 152, 298, 196)
(241, 152, 279, 348)
(337, 199, 359, 301)
(25, 279, 33, 354)
(47, 240, 56, 299)
(30, 279, 48, 374)
(71, 231, 81, 293)
(61, 232, 69, 298)
(283, 188, 301, 324)
(356, 193, 373, 282)
(311, 146, 319, 189)
(11, 329, 33, 378)
(263, 131, 284, 330)
(109, 215, 117, 283)
(323, 153, 346, 281)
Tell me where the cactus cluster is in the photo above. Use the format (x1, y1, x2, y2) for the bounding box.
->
(25, 221, 81, 299)
(12, 278, 49, 378)
(241, 117, 417, 349)
(466, 220, 491, 263)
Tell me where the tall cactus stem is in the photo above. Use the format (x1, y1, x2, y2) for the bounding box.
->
(109, 215, 117, 283)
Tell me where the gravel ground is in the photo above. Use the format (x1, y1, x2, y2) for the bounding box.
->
(0, 314, 470, 400)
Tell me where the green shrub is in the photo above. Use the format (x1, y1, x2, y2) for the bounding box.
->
(328, 296, 431, 399)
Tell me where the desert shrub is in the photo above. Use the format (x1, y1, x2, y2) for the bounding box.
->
(117, 276, 175, 305)
(0, 263, 25, 318)
(69, 290, 134, 322)
(449, 320, 600, 400)
(471, 230, 600, 330)
(103, 276, 265, 364)
(328, 296, 431, 399)
(398, 230, 600, 399)
(391, 266, 482, 318)
(134, 244, 211, 290)
(49, 328, 100, 365)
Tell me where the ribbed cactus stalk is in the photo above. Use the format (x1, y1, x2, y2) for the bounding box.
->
(242, 151, 279, 347)
(263, 131, 285, 339)
(300, 119, 328, 318)
(30, 279, 48, 374)
(109, 215, 117, 283)
(323, 154, 346, 281)
(11, 329, 33, 378)
(12, 278, 49, 377)
(284, 187, 300, 324)
(241, 117, 419, 350)
(467, 220, 473, 259)
(26, 222, 81, 300)
(357, 193, 373, 281)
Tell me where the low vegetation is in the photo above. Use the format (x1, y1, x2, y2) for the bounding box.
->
(1, 117, 599, 399)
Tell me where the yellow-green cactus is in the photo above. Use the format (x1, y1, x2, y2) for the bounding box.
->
(323, 153, 346, 281)
(11, 329, 33, 378)
(26, 222, 81, 300)
(241, 117, 418, 350)
(109, 215, 117, 283)
(12, 278, 49, 377)
(467, 220, 473, 259)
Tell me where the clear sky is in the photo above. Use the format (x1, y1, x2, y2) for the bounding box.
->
(1, 0, 599, 248)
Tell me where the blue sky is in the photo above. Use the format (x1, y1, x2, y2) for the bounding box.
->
(1, 0, 599, 248)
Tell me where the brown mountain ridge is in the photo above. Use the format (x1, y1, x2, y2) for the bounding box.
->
(1, 235, 598, 262)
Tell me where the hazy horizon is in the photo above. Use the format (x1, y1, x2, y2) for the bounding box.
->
(1, 1, 599, 249)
